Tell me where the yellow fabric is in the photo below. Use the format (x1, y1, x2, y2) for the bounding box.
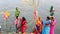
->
(50, 16, 53, 20)
(36, 20, 41, 26)
(5, 11, 10, 17)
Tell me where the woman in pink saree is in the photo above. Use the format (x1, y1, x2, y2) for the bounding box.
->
(50, 16, 56, 34)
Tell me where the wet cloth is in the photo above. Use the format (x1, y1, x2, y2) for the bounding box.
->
(50, 19, 56, 34)
(36, 19, 43, 34)
(15, 17, 21, 33)
(42, 20, 51, 34)
(21, 20, 27, 33)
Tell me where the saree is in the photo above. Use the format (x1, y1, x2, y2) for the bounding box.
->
(50, 19, 56, 34)
(42, 20, 51, 34)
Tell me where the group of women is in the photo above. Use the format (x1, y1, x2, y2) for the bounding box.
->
(15, 16, 27, 34)
(14, 6, 56, 34)
(15, 8, 27, 34)
(31, 16, 56, 34)
(32, 6, 56, 34)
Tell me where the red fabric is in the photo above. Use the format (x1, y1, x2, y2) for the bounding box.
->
(22, 21, 26, 25)
(22, 20, 27, 33)
(34, 31, 37, 34)
(22, 25, 27, 33)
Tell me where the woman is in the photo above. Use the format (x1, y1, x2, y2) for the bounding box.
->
(50, 16, 56, 34)
(15, 17, 21, 33)
(15, 7, 20, 19)
(36, 17, 43, 34)
(42, 16, 51, 34)
(21, 17, 27, 34)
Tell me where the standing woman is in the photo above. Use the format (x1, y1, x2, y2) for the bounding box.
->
(15, 17, 21, 33)
(36, 17, 43, 34)
(21, 17, 27, 34)
(15, 7, 20, 33)
(42, 16, 51, 34)
(50, 16, 56, 34)
(15, 7, 20, 19)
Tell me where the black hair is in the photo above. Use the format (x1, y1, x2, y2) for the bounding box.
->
(47, 16, 50, 20)
(16, 7, 18, 10)
(22, 17, 26, 21)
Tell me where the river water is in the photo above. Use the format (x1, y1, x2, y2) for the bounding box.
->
(0, 0, 60, 34)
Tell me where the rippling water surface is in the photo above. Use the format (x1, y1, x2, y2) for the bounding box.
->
(0, 0, 60, 34)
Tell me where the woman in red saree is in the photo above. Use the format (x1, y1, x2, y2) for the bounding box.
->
(21, 17, 27, 34)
